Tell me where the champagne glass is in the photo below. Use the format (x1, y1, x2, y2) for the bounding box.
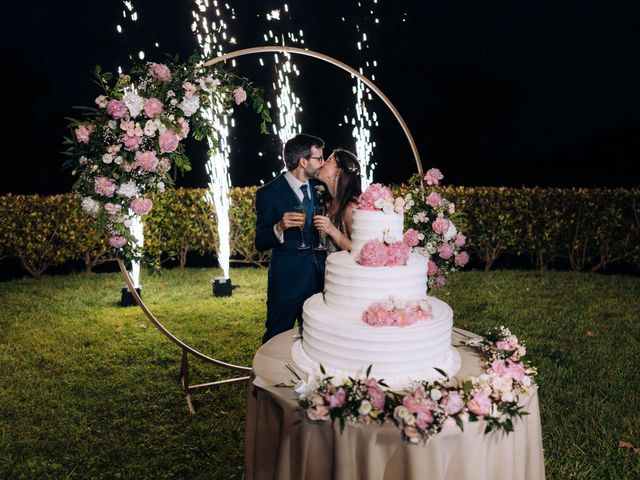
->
(313, 205, 328, 251)
(293, 205, 309, 249)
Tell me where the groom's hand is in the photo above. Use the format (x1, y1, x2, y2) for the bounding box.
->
(277, 212, 305, 233)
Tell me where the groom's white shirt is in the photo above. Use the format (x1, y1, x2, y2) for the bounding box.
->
(273, 171, 311, 243)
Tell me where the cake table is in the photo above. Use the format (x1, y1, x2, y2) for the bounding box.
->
(244, 328, 545, 480)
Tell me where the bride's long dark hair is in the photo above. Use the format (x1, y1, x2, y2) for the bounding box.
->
(328, 148, 362, 230)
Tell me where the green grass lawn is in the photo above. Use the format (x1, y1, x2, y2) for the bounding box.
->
(0, 267, 638, 479)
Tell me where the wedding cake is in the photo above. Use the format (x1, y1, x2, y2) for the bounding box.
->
(291, 191, 461, 389)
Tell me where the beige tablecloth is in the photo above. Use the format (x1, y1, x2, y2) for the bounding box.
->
(245, 329, 545, 480)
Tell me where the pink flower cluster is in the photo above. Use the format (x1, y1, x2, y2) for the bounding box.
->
(233, 86, 247, 105)
(424, 168, 444, 185)
(358, 183, 395, 210)
(357, 239, 411, 267)
(361, 300, 433, 327)
(130, 197, 153, 215)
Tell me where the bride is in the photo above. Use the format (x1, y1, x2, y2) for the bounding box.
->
(313, 148, 362, 252)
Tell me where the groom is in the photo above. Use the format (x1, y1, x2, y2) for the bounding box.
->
(255, 133, 327, 344)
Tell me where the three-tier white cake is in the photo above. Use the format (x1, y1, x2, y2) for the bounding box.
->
(291, 208, 461, 389)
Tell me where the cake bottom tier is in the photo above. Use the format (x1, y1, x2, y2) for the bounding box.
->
(292, 293, 461, 389)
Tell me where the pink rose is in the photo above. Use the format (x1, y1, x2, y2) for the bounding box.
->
(149, 62, 172, 82)
(506, 362, 526, 382)
(402, 394, 421, 414)
(134, 150, 159, 172)
(177, 117, 190, 139)
(233, 86, 247, 105)
(496, 340, 515, 352)
(159, 130, 180, 154)
(424, 168, 444, 186)
(432, 218, 450, 234)
(366, 378, 386, 411)
(437, 242, 454, 260)
(454, 251, 470, 267)
(75, 124, 91, 144)
(425, 192, 442, 208)
(362, 303, 395, 327)
(143, 97, 164, 118)
(441, 391, 464, 415)
(157, 158, 171, 174)
(183, 81, 197, 98)
(122, 134, 142, 151)
(435, 275, 447, 289)
(489, 359, 509, 376)
(307, 405, 330, 421)
(454, 233, 466, 247)
(467, 392, 492, 416)
(394, 197, 406, 213)
(130, 197, 153, 215)
(104, 203, 121, 215)
(94, 176, 117, 197)
(427, 260, 438, 276)
(106, 99, 128, 119)
(356, 239, 388, 267)
(327, 387, 347, 409)
(404, 426, 422, 444)
(108, 235, 127, 248)
(403, 229, 420, 247)
(415, 408, 434, 430)
(386, 241, 410, 266)
(358, 184, 395, 210)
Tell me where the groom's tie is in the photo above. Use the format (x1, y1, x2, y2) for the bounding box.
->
(300, 184, 313, 228)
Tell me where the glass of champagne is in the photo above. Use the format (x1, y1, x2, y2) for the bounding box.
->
(313, 205, 328, 251)
(293, 205, 309, 249)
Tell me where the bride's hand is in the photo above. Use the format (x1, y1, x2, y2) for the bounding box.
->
(313, 215, 335, 235)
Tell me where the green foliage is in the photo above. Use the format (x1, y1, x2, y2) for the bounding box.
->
(228, 187, 271, 266)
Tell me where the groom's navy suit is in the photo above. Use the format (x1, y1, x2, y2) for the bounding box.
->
(255, 173, 327, 344)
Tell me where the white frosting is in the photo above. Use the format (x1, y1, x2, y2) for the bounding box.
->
(324, 251, 427, 315)
(350, 209, 404, 258)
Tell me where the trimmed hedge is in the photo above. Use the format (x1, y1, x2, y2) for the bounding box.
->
(0, 187, 638, 278)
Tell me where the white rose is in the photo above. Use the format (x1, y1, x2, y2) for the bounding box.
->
(417, 233, 425, 241)
(157, 181, 165, 192)
(199, 75, 220, 93)
(114, 156, 123, 165)
(79, 156, 88, 165)
(178, 95, 200, 116)
(81, 197, 100, 216)
(170, 99, 178, 106)
(443, 221, 457, 241)
(117, 181, 138, 198)
(108, 120, 117, 130)
(123, 91, 144, 118)
(430, 389, 442, 401)
(144, 120, 157, 137)
(102, 153, 113, 164)
(167, 90, 175, 98)
(95, 95, 108, 108)
(358, 400, 372, 416)
(123, 219, 133, 228)
(449, 203, 456, 214)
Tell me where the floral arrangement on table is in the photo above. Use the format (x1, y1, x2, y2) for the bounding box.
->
(361, 296, 433, 327)
(296, 326, 537, 444)
(402, 168, 469, 289)
(63, 54, 271, 263)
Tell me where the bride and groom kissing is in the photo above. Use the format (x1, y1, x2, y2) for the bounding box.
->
(255, 133, 362, 344)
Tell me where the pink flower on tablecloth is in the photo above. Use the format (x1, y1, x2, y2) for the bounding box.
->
(108, 235, 127, 248)
(130, 197, 153, 215)
(404, 426, 422, 443)
(424, 168, 444, 186)
(233, 86, 247, 105)
(440, 391, 464, 415)
(506, 361, 526, 382)
(326, 387, 347, 409)
(496, 340, 515, 352)
(149, 62, 172, 82)
(143, 98, 163, 118)
(468, 392, 492, 416)
(94, 176, 117, 197)
(358, 184, 395, 210)
(366, 378, 386, 410)
(432, 217, 450, 234)
(426, 192, 442, 208)
(356, 239, 388, 266)
(386, 241, 410, 266)
(415, 406, 434, 430)
(107, 99, 128, 119)
(307, 405, 330, 421)
(489, 359, 509, 377)
(159, 130, 180, 153)
(122, 134, 142, 151)
(454, 233, 466, 247)
(75, 124, 91, 144)
(438, 242, 454, 260)
(134, 150, 159, 172)
(427, 260, 438, 276)
(403, 229, 420, 247)
(455, 251, 470, 267)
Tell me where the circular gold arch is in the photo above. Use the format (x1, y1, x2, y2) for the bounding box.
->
(203, 45, 424, 178)
(120, 46, 424, 412)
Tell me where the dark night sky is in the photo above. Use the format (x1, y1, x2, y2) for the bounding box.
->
(1, 0, 639, 195)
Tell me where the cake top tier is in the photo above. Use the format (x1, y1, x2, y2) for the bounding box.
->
(350, 209, 404, 258)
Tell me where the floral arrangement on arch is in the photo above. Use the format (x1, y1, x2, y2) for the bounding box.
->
(63, 53, 271, 262)
(296, 326, 537, 443)
(402, 169, 469, 289)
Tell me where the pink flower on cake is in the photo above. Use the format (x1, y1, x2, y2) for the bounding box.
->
(108, 235, 127, 248)
(468, 392, 492, 416)
(106, 99, 128, 119)
(159, 130, 180, 153)
(358, 184, 395, 210)
(134, 150, 159, 172)
(357, 239, 388, 266)
(438, 242, 454, 260)
(440, 391, 464, 415)
(425, 192, 442, 208)
(143, 97, 164, 118)
(403, 229, 420, 247)
(94, 176, 117, 197)
(130, 197, 153, 215)
(427, 260, 438, 276)
(233, 86, 248, 105)
(361, 303, 394, 327)
(454, 233, 466, 247)
(394, 197, 406, 213)
(386, 241, 411, 266)
(432, 217, 450, 234)
(149, 62, 172, 82)
(424, 168, 444, 186)
(75, 125, 91, 144)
